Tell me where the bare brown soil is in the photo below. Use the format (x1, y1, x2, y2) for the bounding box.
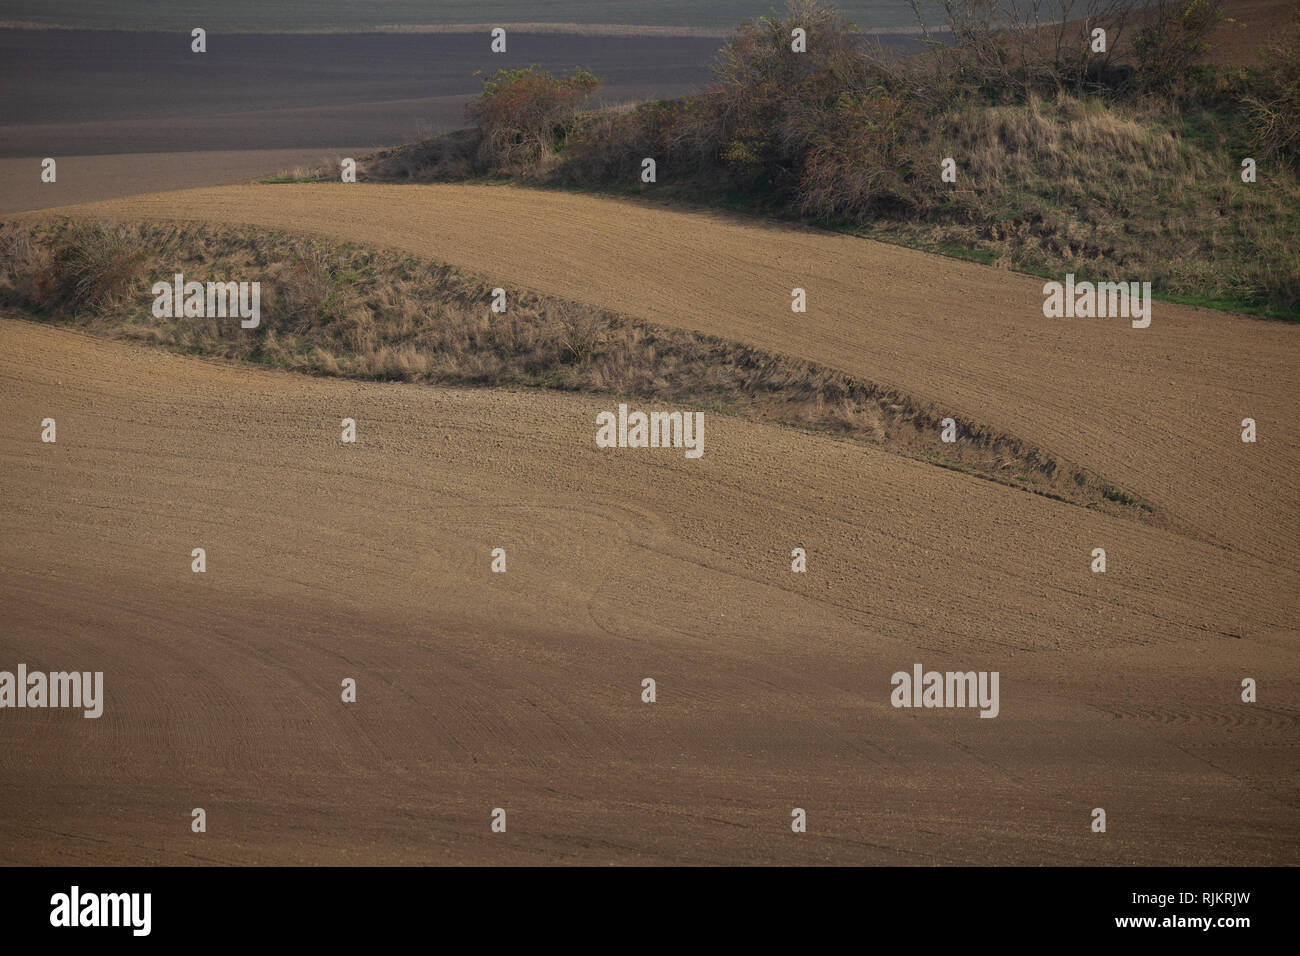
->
(1, 316, 1296, 864)
(4, 1, 1295, 869)
(1199, 0, 1293, 66)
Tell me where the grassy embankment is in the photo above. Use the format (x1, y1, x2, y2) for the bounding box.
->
(0, 216, 1156, 515)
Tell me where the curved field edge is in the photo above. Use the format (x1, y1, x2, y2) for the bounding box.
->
(0, 216, 1155, 519)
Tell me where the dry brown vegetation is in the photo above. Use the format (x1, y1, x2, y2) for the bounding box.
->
(1242, 9, 1300, 158)
(0, 217, 1152, 515)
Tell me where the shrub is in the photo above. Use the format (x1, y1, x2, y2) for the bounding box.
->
(796, 88, 917, 219)
(558, 0, 914, 218)
(1133, 0, 1225, 93)
(364, 128, 481, 181)
(902, 0, 1112, 102)
(708, 0, 895, 201)
(469, 67, 599, 173)
(560, 98, 717, 186)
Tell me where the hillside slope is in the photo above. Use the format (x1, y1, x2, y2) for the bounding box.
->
(2, 317, 1295, 864)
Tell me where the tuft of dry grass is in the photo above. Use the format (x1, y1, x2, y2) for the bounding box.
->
(40, 221, 148, 311)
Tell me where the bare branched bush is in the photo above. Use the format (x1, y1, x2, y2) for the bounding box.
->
(559, 97, 718, 186)
(563, 1, 918, 216)
(1244, 9, 1300, 162)
(900, 0, 1221, 100)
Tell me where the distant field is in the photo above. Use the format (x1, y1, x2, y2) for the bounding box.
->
(0, 30, 719, 158)
(0, 0, 946, 33)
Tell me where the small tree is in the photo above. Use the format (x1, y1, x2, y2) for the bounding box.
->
(708, 0, 895, 202)
(470, 67, 600, 173)
(1132, 0, 1224, 92)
